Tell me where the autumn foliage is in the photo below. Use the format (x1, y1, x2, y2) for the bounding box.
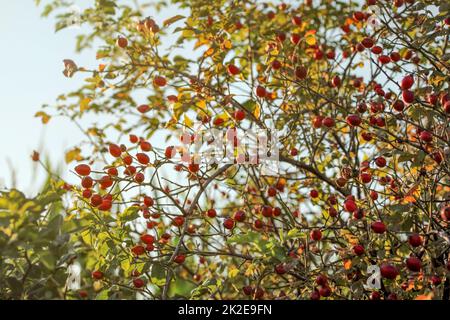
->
(1, 0, 450, 300)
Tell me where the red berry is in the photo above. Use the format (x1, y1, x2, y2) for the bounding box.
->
(360, 173, 372, 184)
(173, 216, 185, 227)
(276, 32, 286, 42)
(254, 219, 263, 229)
(256, 85, 266, 98)
(129, 134, 139, 143)
(392, 100, 405, 112)
(444, 101, 450, 113)
(275, 264, 286, 274)
(316, 274, 328, 286)
(419, 131, 433, 143)
(233, 210, 246, 222)
(137, 104, 150, 113)
(267, 187, 277, 197)
(291, 15, 302, 26)
(331, 75, 341, 87)
(234, 109, 245, 121)
(310, 229, 322, 241)
(295, 66, 308, 79)
(371, 221, 386, 234)
(408, 233, 422, 247)
(131, 245, 146, 256)
(310, 290, 320, 300)
(402, 90, 414, 104)
(361, 37, 374, 48)
(261, 205, 273, 217)
(227, 64, 240, 75)
(207, 208, 217, 218)
(370, 291, 381, 300)
(140, 141, 152, 152)
(109, 144, 122, 157)
(310, 189, 319, 198)
(431, 275, 442, 286)
(328, 207, 338, 217)
(319, 286, 331, 297)
(273, 207, 282, 216)
(223, 218, 235, 230)
(371, 46, 382, 54)
(116, 36, 128, 48)
(401, 75, 414, 90)
(375, 156, 386, 168)
(92, 270, 103, 280)
(98, 199, 112, 211)
(90, 194, 103, 207)
(346, 114, 361, 126)
(380, 264, 398, 279)
(353, 11, 365, 21)
(290, 33, 301, 45)
(313, 116, 323, 128)
(440, 206, 450, 221)
(378, 55, 391, 64)
(322, 117, 335, 128)
(344, 200, 357, 212)
(165, 146, 175, 159)
(82, 189, 92, 199)
(136, 153, 150, 165)
(188, 163, 200, 173)
(271, 60, 282, 70)
(406, 257, 422, 272)
(353, 245, 365, 256)
(143, 196, 154, 207)
(390, 51, 401, 62)
(78, 290, 88, 298)
(243, 286, 253, 296)
(133, 278, 145, 288)
(153, 75, 167, 87)
(174, 254, 186, 264)
(81, 176, 94, 189)
(75, 164, 91, 176)
(140, 234, 155, 245)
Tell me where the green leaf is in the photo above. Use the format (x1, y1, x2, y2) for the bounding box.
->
(119, 206, 140, 222)
(96, 289, 110, 300)
(151, 263, 166, 286)
(39, 251, 56, 270)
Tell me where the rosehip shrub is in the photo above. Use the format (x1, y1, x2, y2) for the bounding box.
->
(2, 0, 449, 300)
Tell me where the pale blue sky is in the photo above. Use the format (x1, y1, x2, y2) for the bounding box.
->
(0, 1, 188, 195)
(0, 1, 94, 194)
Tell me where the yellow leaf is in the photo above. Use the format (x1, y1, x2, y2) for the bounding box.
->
(163, 15, 185, 27)
(65, 147, 82, 164)
(194, 38, 209, 49)
(35, 111, 51, 124)
(344, 259, 352, 270)
(415, 293, 433, 300)
(182, 29, 195, 38)
(184, 114, 193, 128)
(253, 103, 261, 119)
(244, 263, 256, 277)
(196, 100, 207, 111)
(98, 64, 106, 72)
(305, 35, 316, 46)
(222, 39, 232, 50)
(228, 266, 239, 278)
(80, 97, 91, 113)
(204, 47, 214, 57)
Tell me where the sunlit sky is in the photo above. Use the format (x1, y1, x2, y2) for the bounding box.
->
(0, 1, 188, 195)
